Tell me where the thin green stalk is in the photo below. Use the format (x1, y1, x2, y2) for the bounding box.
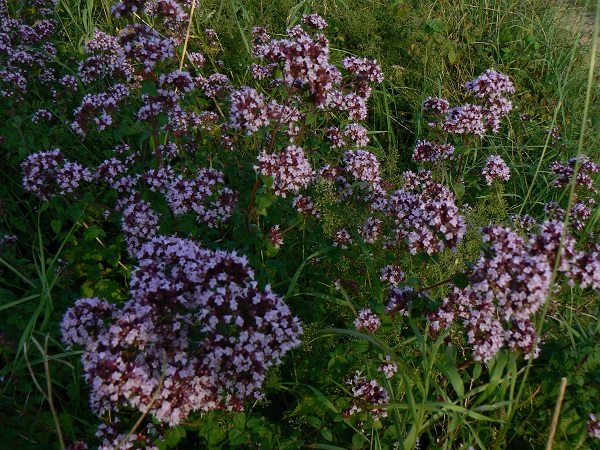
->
(25, 336, 66, 450)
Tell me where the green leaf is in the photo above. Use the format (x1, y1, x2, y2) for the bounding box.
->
(228, 428, 248, 446)
(305, 112, 318, 125)
(140, 81, 158, 96)
(437, 346, 465, 398)
(321, 427, 333, 441)
(424, 19, 444, 34)
(259, 174, 274, 190)
(452, 272, 470, 289)
(233, 412, 246, 430)
(352, 432, 367, 449)
(453, 182, 465, 199)
(207, 427, 226, 445)
(306, 416, 321, 428)
(247, 417, 263, 429)
(83, 226, 106, 241)
(164, 426, 186, 446)
(473, 363, 482, 380)
(51, 219, 62, 234)
(104, 245, 121, 268)
(352, 339, 370, 353)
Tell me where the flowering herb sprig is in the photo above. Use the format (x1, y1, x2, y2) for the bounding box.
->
(62, 235, 303, 425)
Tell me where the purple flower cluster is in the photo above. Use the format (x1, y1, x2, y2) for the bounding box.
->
(548, 127, 562, 146)
(301, 13, 328, 30)
(571, 198, 595, 232)
(427, 70, 514, 136)
(354, 308, 381, 333)
(228, 87, 269, 134)
(122, 200, 161, 257)
(72, 85, 131, 136)
(386, 285, 428, 317)
(387, 171, 466, 255)
(22, 149, 94, 200)
(549, 154, 599, 192)
(94, 420, 162, 450)
(343, 150, 381, 184)
(588, 414, 600, 439)
(482, 155, 511, 185)
(246, 15, 381, 116)
(31, 109, 52, 123)
(511, 214, 537, 231)
(333, 228, 353, 249)
(0, 234, 17, 252)
(256, 145, 315, 197)
(441, 103, 488, 136)
(78, 30, 133, 84)
(423, 96, 450, 115)
(0, 0, 58, 102)
(343, 371, 389, 420)
(465, 69, 515, 99)
(412, 140, 455, 163)
(377, 356, 398, 379)
(252, 22, 341, 107)
(379, 265, 405, 285)
(359, 217, 383, 243)
(342, 56, 384, 84)
(427, 221, 590, 362)
(62, 235, 303, 426)
(113, 0, 188, 30)
(292, 195, 321, 217)
(166, 168, 237, 226)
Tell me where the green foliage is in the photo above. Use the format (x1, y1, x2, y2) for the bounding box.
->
(2, 0, 600, 449)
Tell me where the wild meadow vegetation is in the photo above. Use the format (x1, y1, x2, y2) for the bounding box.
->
(2, 0, 600, 448)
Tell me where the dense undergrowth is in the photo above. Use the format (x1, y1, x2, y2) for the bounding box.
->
(1, 0, 600, 449)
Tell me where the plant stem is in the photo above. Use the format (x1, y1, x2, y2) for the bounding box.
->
(546, 377, 568, 450)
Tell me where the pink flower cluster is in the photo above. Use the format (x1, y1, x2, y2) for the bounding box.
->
(269, 225, 284, 248)
(62, 235, 303, 428)
(292, 195, 321, 217)
(354, 308, 381, 333)
(588, 414, 600, 439)
(343, 371, 389, 420)
(427, 69, 514, 136)
(0, 0, 58, 102)
(550, 154, 599, 192)
(412, 140, 455, 163)
(331, 123, 370, 148)
(246, 15, 381, 117)
(377, 356, 398, 379)
(22, 149, 94, 200)
(256, 145, 315, 197)
(333, 228, 353, 249)
(343, 150, 381, 184)
(482, 155, 511, 185)
(387, 171, 466, 255)
(425, 220, 600, 362)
